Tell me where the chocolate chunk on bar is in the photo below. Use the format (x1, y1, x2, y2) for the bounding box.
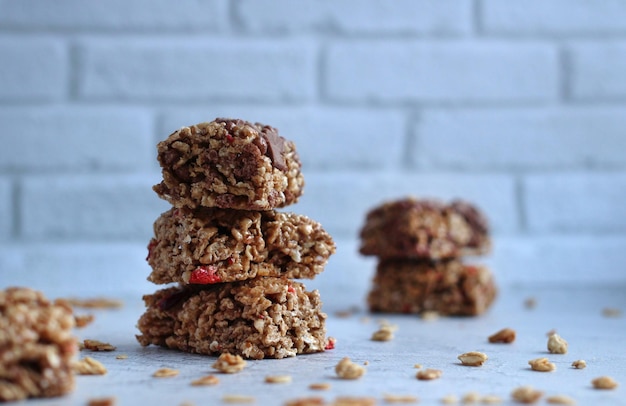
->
(136, 277, 328, 359)
(359, 197, 491, 260)
(146, 207, 335, 285)
(153, 118, 304, 211)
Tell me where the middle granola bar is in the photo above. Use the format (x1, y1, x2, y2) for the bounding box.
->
(146, 207, 336, 285)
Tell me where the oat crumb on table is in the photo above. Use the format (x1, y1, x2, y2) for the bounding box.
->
(190, 375, 220, 386)
(440, 394, 458, 404)
(416, 368, 442, 380)
(511, 386, 543, 404)
(74, 314, 95, 328)
(115, 354, 128, 360)
(461, 392, 480, 403)
(457, 351, 488, 366)
(528, 357, 556, 372)
(59, 297, 123, 309)
(212, 353, 247, 374)
(335, 357, 366, 380)
(571, 360, 586, 369)
(481, 394, 503, 404)
(332, 396, 376, 406)
(382, 393, 419, 403)
(308, 383, 331, 391)
(222, 394, 256, 403)
(371, 322, 397, 341)
(83, 339, 116, 352)
(546, 394, 576, 405)
(285, 397, 325, 406)
(591, 376, 618, 390)
(73, 357, 107, 375)
(152, 368, 179, 378)
(488, 327, 516, 343)
(602, 307, 622, 318)
(547, 333, 568, 354)
(87, 396, 116, 406)
(264, 375, 292, 384)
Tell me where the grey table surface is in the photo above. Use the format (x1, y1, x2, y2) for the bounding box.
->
(16, 285, 626, 406)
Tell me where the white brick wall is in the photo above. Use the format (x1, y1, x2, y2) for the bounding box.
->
(1, 0, 625, 301)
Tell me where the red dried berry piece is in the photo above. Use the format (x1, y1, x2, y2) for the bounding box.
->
(227, 256, 235, 265)
(324, 337, 336, 350)
(287, 285, 296, 294)
(226, 134, 234, 144)
(189, 266, 221, 284)
(146, 239, 157, 261)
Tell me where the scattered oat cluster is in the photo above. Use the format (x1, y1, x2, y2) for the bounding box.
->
(360, 197, 497, 317)
(136, 118, 336, 360)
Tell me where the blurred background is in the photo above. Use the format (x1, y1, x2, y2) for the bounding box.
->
(1, 0, 625, 309)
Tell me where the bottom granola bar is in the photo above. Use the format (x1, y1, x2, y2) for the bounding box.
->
(367, 259, 497, 316)
(136, 277, 328, 359)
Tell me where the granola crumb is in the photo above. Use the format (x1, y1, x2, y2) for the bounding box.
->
(481, 394, 503, 404)
(333, 396, 376, 406)
(488, 328, 516, 344)
(222, 394, 255, 403)
(458, 351, 488, 367)
(115, 354, 128, 360)
(153, 368, 179, 378)
(83, 339, 116, 352)
(602, 307, 622, 318)
(591, 376, 618, 390)
(524, 297, 537, 309)
(73, 356, 107, 375)
(335, 357, 366, 380)
(309, 382, 331, 391)
(191, 375, 219, 386)
(511, 386, 543, 404)
(528, 357, 556, 372)
(421, 310, 440, 321)
(363, 360, 369, 365)
(382, 393, 419, 403)
(75, 314, 95, 328)
(547, 333, 568, 354)
(264, 375, 292, 384)
(461, 391, 480, 403)
(571, 360, 586, 369)
(87, 397, 116, 406)
(416, 368, 442, 380)
(546, 329, 558, 337)
(441, 394, 458, 404)
(546, 395, 576, 405)
(285, 397, 325, 406)
(371, 322, 398, 341)
(413, 364, 422, 369)
(59, 297, 123, 309)
(212, 353, 247, 374)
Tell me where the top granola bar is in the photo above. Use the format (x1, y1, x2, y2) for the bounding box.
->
(359, 197, 491, 260)
(153, 118, 305, 211)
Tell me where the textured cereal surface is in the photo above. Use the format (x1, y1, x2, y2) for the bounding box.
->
(153, 118, 304, 211)
(147, 207, 335, 285)
(136, 277, 327, 359)
(0, 287, 77, 401)
(359, 197, 491, 260)
(367, 259, 497, 316)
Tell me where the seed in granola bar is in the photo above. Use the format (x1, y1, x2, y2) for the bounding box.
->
(458, 351, 488, 366)
(547, 333, 568, 354)
(416, 368, 442, 380)
(212, 353, 247, 374)
(382, 393, 419, 403)
(191, 375, 219, 386)
(511, 386, 543, 404)
(265, 375, 292, 384)
(528, 357, 556, 372)
(73, 357, 107, 375)
(545, 395, 576, 405)
(83, 339, 116, 352)
(335, 357, 365, 380)
(591, 376, 618, 390)
(571, 360, 586, 369)
(488, 328, 516, 344)
(153, 368, 179, 378)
